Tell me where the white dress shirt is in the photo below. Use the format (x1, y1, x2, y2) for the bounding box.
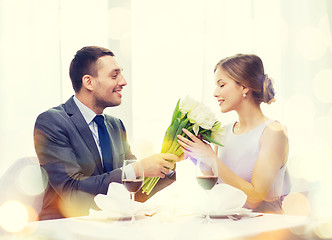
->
(73, 96, 136, 177)
(73, 96, 103, 165)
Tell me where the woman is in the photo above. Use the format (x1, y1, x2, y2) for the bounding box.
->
(177, 54, 290, 213)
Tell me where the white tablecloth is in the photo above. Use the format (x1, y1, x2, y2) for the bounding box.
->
(22, 213, 309, 240)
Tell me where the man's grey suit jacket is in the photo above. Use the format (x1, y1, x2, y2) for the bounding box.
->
(34, 96, 175, 220)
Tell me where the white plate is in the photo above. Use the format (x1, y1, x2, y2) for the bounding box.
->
(88, 209, 157, 221)
(200, 208, 263, 219)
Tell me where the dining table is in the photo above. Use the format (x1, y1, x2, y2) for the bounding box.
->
(12, 212, 310, 240)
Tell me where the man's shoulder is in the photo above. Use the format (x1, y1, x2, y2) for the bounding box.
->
(33, 104, 68, 138)
(35, 98, 77, 130)
(36, 97, 75, 121)
(36, 104, 66, 121)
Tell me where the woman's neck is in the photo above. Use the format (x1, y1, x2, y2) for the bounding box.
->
(234, 104, 267, 134)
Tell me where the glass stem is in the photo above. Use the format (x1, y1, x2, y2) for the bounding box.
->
(205, 190, 213, 223)
(131, 192, 135, 223)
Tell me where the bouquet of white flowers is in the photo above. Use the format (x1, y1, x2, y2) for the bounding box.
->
(141, 96, 225, 195)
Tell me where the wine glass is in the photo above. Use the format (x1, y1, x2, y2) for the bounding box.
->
(121, 159, 144, 223)
(196, 158, 218, 222)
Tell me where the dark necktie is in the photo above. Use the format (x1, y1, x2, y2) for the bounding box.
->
(93, 115, 113, 172)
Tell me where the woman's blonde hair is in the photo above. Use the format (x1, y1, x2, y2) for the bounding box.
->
(214, 54, 275, 105)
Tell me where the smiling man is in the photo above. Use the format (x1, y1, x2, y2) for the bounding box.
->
(34, 46, 178, 220)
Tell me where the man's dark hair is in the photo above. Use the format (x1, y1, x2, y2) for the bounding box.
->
(69, 46, 115, 92)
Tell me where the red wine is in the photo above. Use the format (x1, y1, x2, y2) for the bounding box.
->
(196, 176, 218, 190)
(123, 179, 143, 193)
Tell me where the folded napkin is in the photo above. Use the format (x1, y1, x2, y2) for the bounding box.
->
(196, 183, 248, 215)
(89, 183, 154, 220)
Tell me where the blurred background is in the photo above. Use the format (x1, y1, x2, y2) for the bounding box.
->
(0, 0, 331, 237)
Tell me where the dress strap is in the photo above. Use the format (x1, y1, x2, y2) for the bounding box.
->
(264, 119, 275, 126)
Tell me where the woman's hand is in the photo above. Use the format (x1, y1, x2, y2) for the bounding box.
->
(177, 128, 217, 162)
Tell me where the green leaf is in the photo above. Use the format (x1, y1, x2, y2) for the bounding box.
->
(161, 118, 180, 153)
(168, 118, 189, 153)
(160, 124, 173, 152)
(202, 133, 223, 146)
(171, 99, 181, 124)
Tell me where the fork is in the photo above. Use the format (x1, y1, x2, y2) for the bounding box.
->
(227, 214, 263, 221)
(227, 215, 243, 221)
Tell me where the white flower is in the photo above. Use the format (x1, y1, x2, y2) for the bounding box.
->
(142, 96, 224, 195)
(179, 95, 200, 115)
(187, 104, 217, 135)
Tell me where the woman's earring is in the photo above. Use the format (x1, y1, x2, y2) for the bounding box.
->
(243, 93, 247, 98)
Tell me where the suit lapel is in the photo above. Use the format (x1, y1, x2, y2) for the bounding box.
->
(104, 117, 124, 170)
(104, 120, 117, 169)
(64, 97, 104, 174)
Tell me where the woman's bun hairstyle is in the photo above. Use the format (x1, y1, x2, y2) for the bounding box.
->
(215, 54, 276, 105)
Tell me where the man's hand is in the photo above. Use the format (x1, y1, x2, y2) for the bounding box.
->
(140, 153, 179, 178)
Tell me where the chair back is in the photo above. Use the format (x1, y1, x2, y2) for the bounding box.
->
(0, 156, 47, 219)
